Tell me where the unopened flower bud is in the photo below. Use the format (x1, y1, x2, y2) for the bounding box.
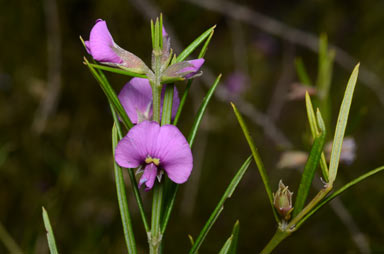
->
(273, 180, 294, 220)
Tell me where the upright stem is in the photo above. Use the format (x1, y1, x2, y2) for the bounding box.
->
(260, 228, 290, 254)
(149, 40, 164, 254)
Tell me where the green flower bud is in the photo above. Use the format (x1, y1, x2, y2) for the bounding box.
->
(273, 180, 294, 220)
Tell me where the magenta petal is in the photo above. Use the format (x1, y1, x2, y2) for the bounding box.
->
(115, 121, 161, 169)
(154, 125, 193, 184)
(87, 19, 122, 63)
(139, 163, 158, 191)
(162, 26, 168, 39)
(181, 59, 205, 79)
(119, 78, 153, 124)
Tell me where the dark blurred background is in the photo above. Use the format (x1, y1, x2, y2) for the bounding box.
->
(1, 0, 384, 253)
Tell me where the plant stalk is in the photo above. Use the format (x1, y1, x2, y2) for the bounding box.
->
(260, 228, 290, 254)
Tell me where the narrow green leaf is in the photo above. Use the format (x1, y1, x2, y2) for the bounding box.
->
(87, 62, 147, 78)
(173, 79, 192, 125)
(219, 236, 233, 254)
(176, 25, 216, 62)
(305, 93, 329, 182)
(294, 58, 312, 86)
(295, 165, 384, 229)
(84, 57, 133, 130)
(161, 84, 174, 126)
(293, 119, 326, 217)
(231, 103, 279, 223)
(328, 63, 360, 183)
(42, 207, 59, 254)
(188, 74, 221, 147)
(228, 220, 240, 254)
(189, 156, 252, 254)
(188, 235, 195, 246)
(151, 20, 155, 50)
(173, 30, 215, 125)
(112, 125, 137, 254)
(110, 104, 150, 232)
(162, 75, 221, 234)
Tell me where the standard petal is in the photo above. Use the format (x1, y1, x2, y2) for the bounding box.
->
(139, 163, 158, 191)
(119, 78, 153, 124)
(115, 121, 161, 168)
(88, 19, 122, 63)
(153, 125, 193, 184)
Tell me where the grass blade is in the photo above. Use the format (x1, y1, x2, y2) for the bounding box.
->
(112, 124, 137, 254)
(219, 236, 233, 254)
(293, 110, 326, 217)
(189, 156, 253, 254)
(88, 63, 147, 78)
(294, 58, 312, 86)
(228, 220, 240, 254)
(84, 57, 133, 130)
(42, 207, 59, 254)
(305, 93, 329, 182)
(231, 103, 279, 223)
(328, 63, 360, 183)
(176, 25, 216, 62)
(295, 165, 384, 229)
(110, 104, 150, 232)
(188, 74, 221, 147)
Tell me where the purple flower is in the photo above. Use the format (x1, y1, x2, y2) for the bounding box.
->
(179, 59, 205, 79)
(85, 19, 122, 63)
(162, 59, 205, 82)
(225, 71, 249, 95)
(115, 121, 193, 190)
(85, 19, 149, 74)
(118, 78, 180, 124)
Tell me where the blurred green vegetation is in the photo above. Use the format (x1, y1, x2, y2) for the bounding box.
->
(1, 0, 384, 253)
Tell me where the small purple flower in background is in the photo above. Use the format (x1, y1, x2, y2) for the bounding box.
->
(118, 78, 180, 124)
(225, 71, 249, 95)
(85, 19, 149, 74)
(115, 121, 193, 190)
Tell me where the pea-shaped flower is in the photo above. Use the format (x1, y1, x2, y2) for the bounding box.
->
(85, 19, 149, 74)
(115, 121, 193, 190)
(118, 78, 180, 124)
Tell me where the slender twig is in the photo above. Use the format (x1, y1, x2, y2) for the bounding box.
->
(33, 0, 62, 133)
(184, 0, 384, 106)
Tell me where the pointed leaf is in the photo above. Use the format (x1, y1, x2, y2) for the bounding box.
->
(296, 165, 384, 229)
(87, 62, 147, 78)
(42, 207, 59, 254)
(294, 58, 312, 86)
(228, 220, 240, 254)
(84, 57, 133, 130)
(328, 64, 360, 183)
(231, 103, 279, 223)
(189, 156, 252, 254)
(112, 124, 137, 254)
(110, 104, 150, 232)
(219, 236, 233, 254)
(176, 25, 216, 62)
(293, 111, 326, 217)
(305, 93, 329, 182)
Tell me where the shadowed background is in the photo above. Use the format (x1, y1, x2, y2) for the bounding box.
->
(1, 0, 384, 253)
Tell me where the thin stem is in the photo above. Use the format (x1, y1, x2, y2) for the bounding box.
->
(288, 183, 333, 231)
(150, 184, 164, 254)
(0, 221, 23, 254)
(149, 20, 165, 254)
(260, 228, 290, 254)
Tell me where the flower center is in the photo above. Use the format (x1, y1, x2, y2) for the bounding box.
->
(145, 156, 160, 166)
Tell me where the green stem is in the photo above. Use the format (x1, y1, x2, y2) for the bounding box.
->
(260, 228, 290, 254)
(149, 21, 165, 253)
(150, 183, 164, 254)
(288, 183, 332, 230)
